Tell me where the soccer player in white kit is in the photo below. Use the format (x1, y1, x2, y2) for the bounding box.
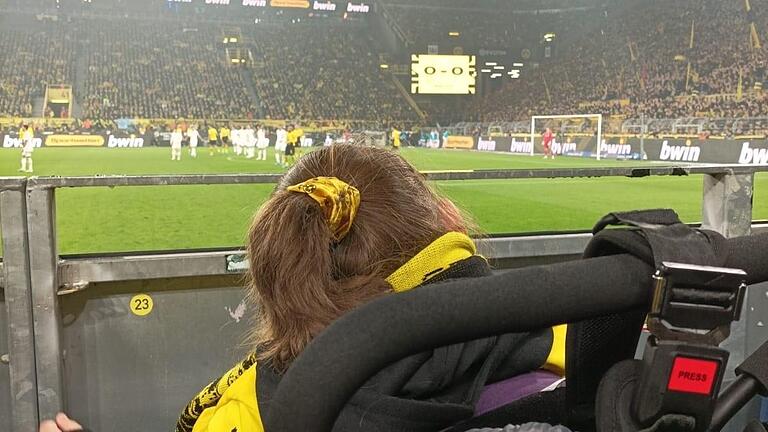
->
(275, 126, 287, 167)
(239, 127, 248, 157)
(170, 127, 183, 161)
(187, 125, 200, 158)
(18, 124, 35, 173)
(324, 133, 333, 147)
(241, 127, 250, 157)
(256, 125, 269, 161)
(243, 125, 256, 159)
(231, 127, 239, 156)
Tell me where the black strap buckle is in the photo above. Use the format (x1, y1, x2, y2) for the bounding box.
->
(649, 262, 747, 346)
(630, 263, 748, 431)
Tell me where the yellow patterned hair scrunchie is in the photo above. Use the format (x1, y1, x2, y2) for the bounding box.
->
(287, 176, 361, 241)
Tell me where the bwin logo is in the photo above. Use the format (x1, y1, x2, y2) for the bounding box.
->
(108, 135, 144, 148)
(477, 138, 496, 151)
(346, 2, 370, 12)
(600, 140, 632, 155)
(738, 142, 768, 165)
(509, 139, 533, 154)
(659, 140, 701, 162)
(3, 135, 42, 148)
(313, 1, 336, 10)
(552, 141, 576, 155)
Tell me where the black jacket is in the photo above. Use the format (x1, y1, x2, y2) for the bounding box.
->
(256, 256, 555, 432)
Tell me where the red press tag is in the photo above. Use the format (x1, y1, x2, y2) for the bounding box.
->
(667, 357, 719, 395)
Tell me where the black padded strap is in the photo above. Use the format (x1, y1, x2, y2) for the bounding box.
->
(572, 210, 727, 429)
(587, 209, 727, 268)
(735, 340, 768, 397)
(564, 309, 646, 429)
(592, 209, 684, 233)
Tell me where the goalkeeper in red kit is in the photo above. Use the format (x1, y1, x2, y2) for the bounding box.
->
(542, 128, 554, 159)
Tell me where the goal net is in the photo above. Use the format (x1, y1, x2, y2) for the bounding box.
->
(530, 114, 603, 160)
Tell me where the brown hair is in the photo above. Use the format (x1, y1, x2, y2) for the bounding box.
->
(246, 144, 467, 371)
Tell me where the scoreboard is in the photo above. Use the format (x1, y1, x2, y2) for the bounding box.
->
(411, 54, 476, 95)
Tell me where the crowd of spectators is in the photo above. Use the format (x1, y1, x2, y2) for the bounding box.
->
(384, 3, 590, 52)
(1, 0, 767, 128)
(0, 23, 75, 117)
(0, 15, 417, 124)
(474, 0, 767, 123)
(249, 23, 419, 124)
(80, 20, 257, 120)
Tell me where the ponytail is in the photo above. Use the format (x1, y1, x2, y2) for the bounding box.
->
(247, 190, 389, 372)
(245, 145, 458, 372)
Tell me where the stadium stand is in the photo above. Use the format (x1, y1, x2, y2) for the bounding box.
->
(79, 20, 257, 120)
(0, 0, 766, 134)
(473, 0, 767, 124)
(385, 5, 514, 50)
(383, 3, 589, 51)
(0, 22, 75, 117)
(0, 13, 417, 125)
(248, 24, 419, 125)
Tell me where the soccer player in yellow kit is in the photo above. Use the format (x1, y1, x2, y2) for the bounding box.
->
(285, 125, 303, 167)
(219, 125, 231, 154)
(207, 125, 219, 156)
(392, 127, 401, 150)
(293, 125, 306, 158)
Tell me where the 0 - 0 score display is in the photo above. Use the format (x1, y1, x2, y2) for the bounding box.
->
(411, 54, 476, 95)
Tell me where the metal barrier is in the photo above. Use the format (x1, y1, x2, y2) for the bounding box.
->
(0, 178, 37, 432)
(0, 165, 767, 431)
(0, 273, 8, 432)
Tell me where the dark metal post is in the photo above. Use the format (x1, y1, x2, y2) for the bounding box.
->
(701, 171, 762, 431)
(1, 178, 39, 432)
(26, 186, 63, 420)
(702, 171, 754, 238)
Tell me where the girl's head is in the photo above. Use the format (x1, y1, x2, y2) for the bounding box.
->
(247, 144, 468, 371)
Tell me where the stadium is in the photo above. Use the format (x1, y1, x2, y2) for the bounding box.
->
(0, 0, 767, 431)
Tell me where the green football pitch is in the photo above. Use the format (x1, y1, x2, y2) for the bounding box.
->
(2, 147, 766, 254)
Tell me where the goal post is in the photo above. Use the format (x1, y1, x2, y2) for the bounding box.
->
(530, 114, 603, 160)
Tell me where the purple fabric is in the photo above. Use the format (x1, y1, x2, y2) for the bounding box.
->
(474, 370, 564, 416)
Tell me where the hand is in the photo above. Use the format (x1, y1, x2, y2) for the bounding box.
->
(39, 413, 83, 432)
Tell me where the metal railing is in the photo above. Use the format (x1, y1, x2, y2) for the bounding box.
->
(2, 165, 768, 431)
